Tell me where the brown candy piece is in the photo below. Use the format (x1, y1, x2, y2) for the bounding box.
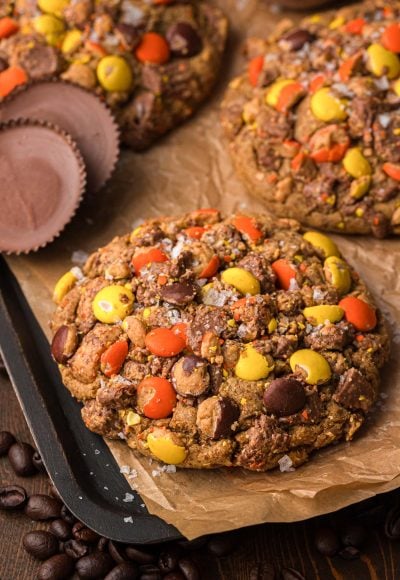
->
(172, 355, 210, 397)
(166, 22, 203, 57)
(281, 28, 316, 51)
(196, 396, 240, 439)
(51, 324, 78, 364)
(263, 377, 306, 417)
(161, 282, 196, 305)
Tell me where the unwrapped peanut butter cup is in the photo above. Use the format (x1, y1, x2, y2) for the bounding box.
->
(0, 119, 86, 254)
(0, 81, 120, 194)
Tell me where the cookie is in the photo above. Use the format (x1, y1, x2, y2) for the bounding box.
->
(221, 0, 400, 237)
(50, 210, 389, 471)
(0, 0, 227, 150)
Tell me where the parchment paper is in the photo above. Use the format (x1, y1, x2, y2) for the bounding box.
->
(5, 0, 400, 540)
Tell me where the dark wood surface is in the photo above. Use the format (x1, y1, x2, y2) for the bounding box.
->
(1, 369, 400, 580)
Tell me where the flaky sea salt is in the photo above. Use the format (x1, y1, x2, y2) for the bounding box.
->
(378, 113, 391, 128)
(124, 516, 134, 524)
(71, 250, 89, 266)
(278, 455, 295, 473)
(123, 493, 135, 503)
(288, 278, 299, 291)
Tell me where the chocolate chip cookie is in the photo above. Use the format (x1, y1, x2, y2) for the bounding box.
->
(221, 0, 400, 237)
(0, 0, 227, 149)
(50, 210, 390, 471)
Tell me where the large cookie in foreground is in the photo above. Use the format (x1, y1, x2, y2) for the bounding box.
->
(0, 0, 227, 150)
(221, 0, 400, 237)
(50, 211, 389, 471)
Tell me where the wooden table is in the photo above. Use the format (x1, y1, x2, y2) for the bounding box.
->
(1, 370, 400, 579)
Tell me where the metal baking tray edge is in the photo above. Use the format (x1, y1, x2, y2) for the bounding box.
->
(0, 256, 181, 543)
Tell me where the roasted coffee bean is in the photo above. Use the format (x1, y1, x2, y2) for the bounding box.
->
(25, 494, 63, 520)
(0, 484, 27, 510)
(177, 558, 200, 580)
(177, 537, 207, 551)
(161, 282, 196, 305)
(314, 526, 339, 556)
(158, 547, 180, 573)
(338, 546, 360, 560)
(125, 545, 156, 564)
(61, 504, 76, 525)
(98, 537, 109, 552)
(49, 518, 72, 541)
(263, 378, 306, 417)
(76, 552, 115, 578)
(250, 562, 275, 580)
(281, 28, 316, 51)
(8, 441, 37, 476)
(23, 530, 59, 560)
(0, 431, 15, 456)
(207, 533, 237, 557)
(32, 450, 46, 473)
(51, 324, 78, 364)
(105, 562, 140, 580)
(73, 521, 100, 543)
(139, 564, 162, 579)
(64, 538, 90, 559)
(385, 504, 400, 539)
(166, 22, 202, 57)
(37, 554, 75, 580)
(109, 540, 128, 563)
(340, 522, 366, 548)
(164, 573, 185, 580)
(280, 569, 305, 580)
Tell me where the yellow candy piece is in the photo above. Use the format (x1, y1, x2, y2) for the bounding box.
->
(394, 79, 400, 96)
(343, 148, 372, 179)
(129, 226, 142, 242)
(92, 285, 134, 324)
(221, 267, 260, 296)
(61, 29, 82, 54)
(268, 318, 277, 333)
(303, 305, 344, 326)
(290, 349, 331, 385)
(97, 55, 133, 92)
(367, 43, 400, 80)
(350, 176, 371, 200)
(147, 430, 187, 465)
(53, 270, 78, 304)
(324, 256, 351, 295)
(329, 16, 345, 29)
(126, 411, 141, 426)
(235, 344, 274, 381)
(310, 88, 347, 122)
(38, 0, 69, 16)
(33, 14, 64, 39)
(303, 231, 340, 258)
(266, 79, 295, 108)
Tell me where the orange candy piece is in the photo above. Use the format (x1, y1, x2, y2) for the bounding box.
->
(184, 226, 206, 239)
(233, 215, 262, 242)
(100, 340, 129, 377)
(310, 141, 349, 164)
(145, 327, 186, 357)
(382, 23, 400, 53)
(339, 53, 361, 82)
(131, 248, 168, 274)
(135, 32, 170, 64)
(171, 322, 188, 344)
(309, 74, 326, 94)
(248, 55, 264, 87)
(276, 81, 303, 113)
(198, 255, 220, 278)
(271, 259, 296, 290)
(0, 17, 19, 39)
(339, 296, 377, 331)
(383, 162, 400, 181)
(137, 376, 176, 419)
(230, 296, 257, 321)
(291, 151, 307, 172)
(0, 66, 28, 98)
(345, 18, 365, 35)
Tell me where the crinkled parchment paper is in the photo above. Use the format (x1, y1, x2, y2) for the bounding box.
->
(5, 0, 400, 540)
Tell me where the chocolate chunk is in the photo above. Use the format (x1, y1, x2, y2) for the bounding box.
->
(13, 43, 61, 80)
(196, 396, 240, 439)
(281, 28, 316, 51)
(333, 368, 376, 412)
(172, 356, 210, 397)
(51, 324, 79, 364)
(166, 22, 203, 57)
(161, 282, 196, 305)
(23, 530, 59, 560)
(115, 23, 142, 50)
(263, 378, 306, 417)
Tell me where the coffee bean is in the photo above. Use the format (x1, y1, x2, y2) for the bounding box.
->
(0, 431, 15, 456)
(125, 546, 155, 564)
(177, 537, 207, 551)
(280, 569, 305, 580)
(178, 558, 200, 580)
(160, 282, 196, 305)
(73, 521, 100, 543)
(166, 22, 202, 57)
(139, 564, 162, 579)
(281, 28, 316, 51)
(164, 573, 185, 580)
(0, 484, 27, 510)
(385, 505, 400, 539)
(158, 547, 180, 573)
(76, 552, 114, 578)
(61, 504, 76, 525)
(314, 526, 339, 556)
(97, 537, 109, 552)
(23, 530, 59, 560)
(64, 538, 90, 559)
(207, 533, 237, 557)
(340, 522, 366, 548)
(104, 562, 140, 580)
(51, 324, 78, 364)
(8, 442, 37, 476)
(250, 562, 276, 580)
(263, 378, 306, 417)
(37, 554, 75, 580)
(338, 546, 360, 560)
(109, 540, 128, 563)
(32, 451, 46, 473)
(49, 519, 72, 541)
(25, 494, 63, 520)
